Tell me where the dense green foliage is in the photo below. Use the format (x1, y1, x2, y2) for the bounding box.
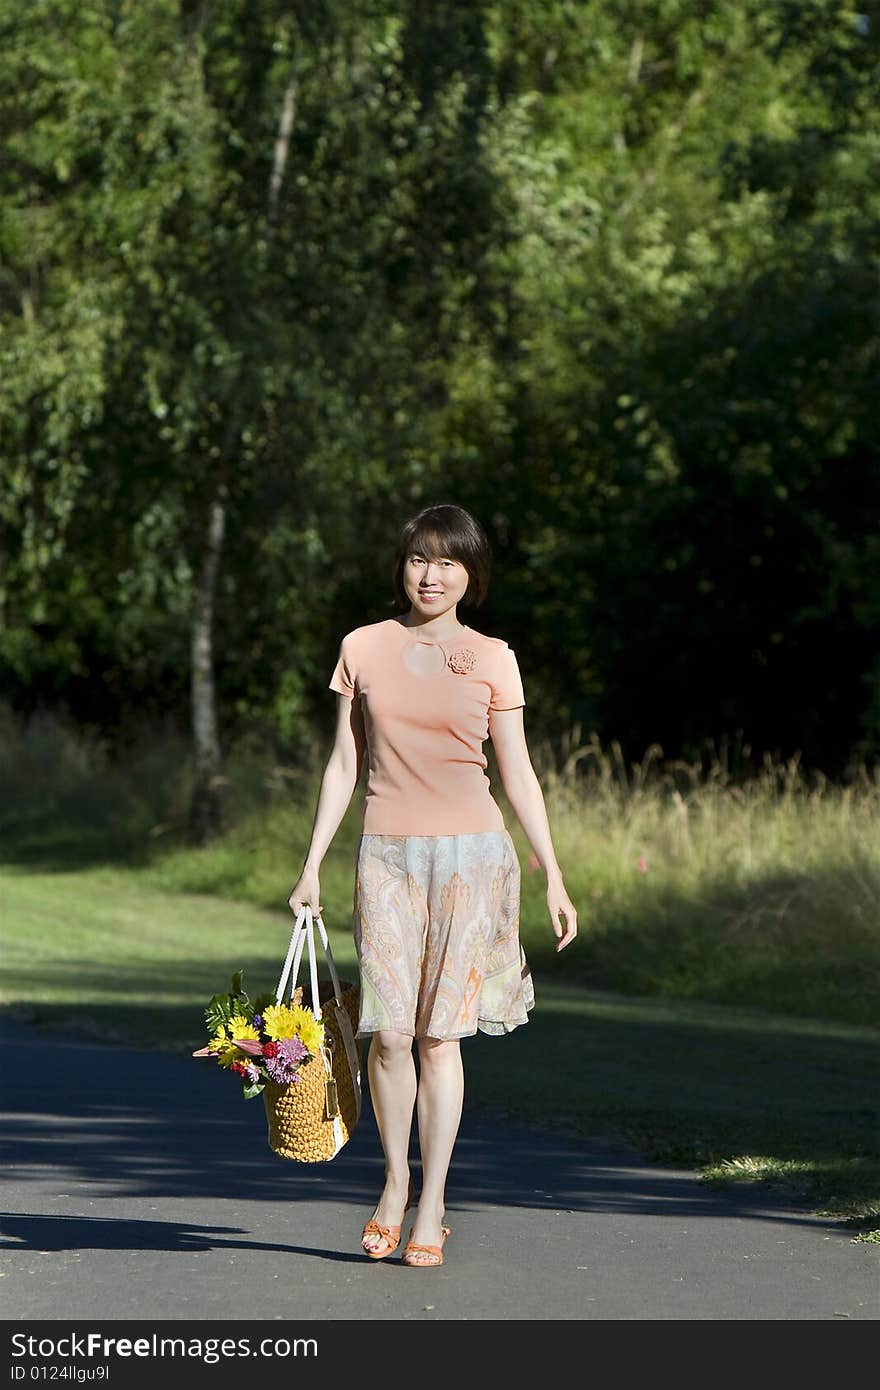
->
(2, 1, 879, 782)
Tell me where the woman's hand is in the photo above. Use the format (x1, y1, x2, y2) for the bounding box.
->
(547, 879, 577, 952)
(288, 865, 322, 916)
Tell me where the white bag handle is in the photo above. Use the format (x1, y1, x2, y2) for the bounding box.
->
(275, 904, 362, 1130)
(276, 903, 346, 1018)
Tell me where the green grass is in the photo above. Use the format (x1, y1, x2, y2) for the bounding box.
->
(1, 708, 878, 1233)
(3, 709, 878, 1028)
(2, 863, 877, 1236)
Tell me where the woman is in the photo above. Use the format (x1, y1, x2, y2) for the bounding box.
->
(287, 502, 577, 1267)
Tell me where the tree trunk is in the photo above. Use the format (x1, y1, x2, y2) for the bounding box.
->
(190, 489, 226, 843)
(266, 73, 299, 245)
(187, 76, 300, 842)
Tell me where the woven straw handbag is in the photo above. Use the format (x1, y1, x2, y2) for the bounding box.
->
(263, 904, 362, 1162)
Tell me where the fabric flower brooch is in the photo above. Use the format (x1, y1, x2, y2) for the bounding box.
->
(447, 647, 476, 674)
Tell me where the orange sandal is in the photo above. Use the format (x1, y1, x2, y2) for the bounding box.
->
(361, 1177, 415, 1260)
(401, 1225, 451, 1268)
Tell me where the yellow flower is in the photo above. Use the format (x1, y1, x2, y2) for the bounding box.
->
(208, 1025, 239, 1069)
(228, 1015, 258, 1041)
(287, 1005, 325, 1055)
(261, 1002, 298, 1041)
(261, 1001, 324, 1053)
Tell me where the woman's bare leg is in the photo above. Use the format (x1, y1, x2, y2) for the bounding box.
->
(407, 1036, 464, 1263)
(362, 1029, 417, 1254)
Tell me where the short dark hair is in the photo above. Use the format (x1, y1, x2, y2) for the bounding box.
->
(390, 503, 492, 610)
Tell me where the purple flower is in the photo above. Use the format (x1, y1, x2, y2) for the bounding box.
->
(280, 1036, 308, 1064)
(252, 1013, 263, 1031)
(264, 1035, 309, 1084)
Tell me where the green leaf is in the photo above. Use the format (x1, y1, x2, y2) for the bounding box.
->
(242, 1081, 265, 1100)
(225, 970, 252, 1022)
(204, 992, 234, 1033)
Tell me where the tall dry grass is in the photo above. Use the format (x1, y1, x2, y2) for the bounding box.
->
(536, 723, 880, 892)
(524, 727, 880, 1024)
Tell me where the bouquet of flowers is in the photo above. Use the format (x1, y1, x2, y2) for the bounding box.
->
(192, 970, 325, 1100)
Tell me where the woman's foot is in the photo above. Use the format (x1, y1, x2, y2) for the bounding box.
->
(361, 1173, 413, 1258)
(401, 1198, 450, 1266)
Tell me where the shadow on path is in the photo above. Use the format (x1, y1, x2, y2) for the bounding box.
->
(3, 1012, 849, 1236)
(0, 1212, 369, 1264)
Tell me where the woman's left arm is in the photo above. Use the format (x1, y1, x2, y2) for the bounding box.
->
(489, 706, 578, 952)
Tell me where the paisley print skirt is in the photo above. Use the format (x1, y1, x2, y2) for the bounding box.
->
(351, 829, 535, 1041)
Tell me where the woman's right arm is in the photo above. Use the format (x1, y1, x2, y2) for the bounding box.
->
(287, 694, 366, 913)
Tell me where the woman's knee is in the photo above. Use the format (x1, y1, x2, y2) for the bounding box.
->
(416, 1036, 461, 1071)
(370, 1030, 414, 1064)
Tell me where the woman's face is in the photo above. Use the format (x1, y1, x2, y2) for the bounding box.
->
(403, 550, 470, 619)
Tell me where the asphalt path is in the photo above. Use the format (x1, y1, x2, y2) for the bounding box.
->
(1, 1012, 876, 1322)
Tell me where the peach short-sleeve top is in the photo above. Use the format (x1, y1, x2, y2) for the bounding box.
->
(329, 616, 526, 835)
